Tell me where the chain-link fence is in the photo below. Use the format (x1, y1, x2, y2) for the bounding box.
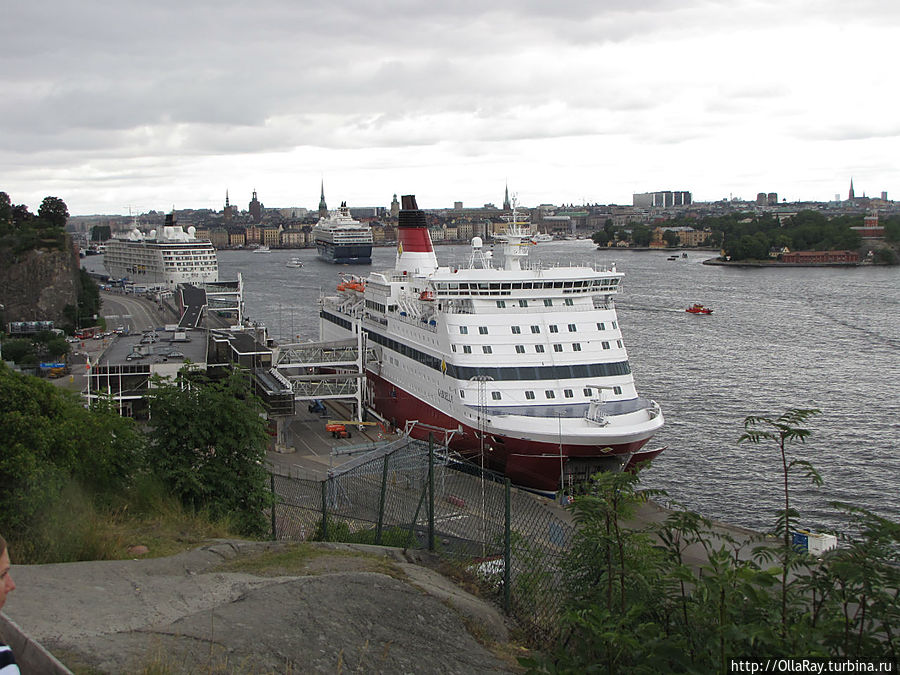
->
(268, 435, 576, 645)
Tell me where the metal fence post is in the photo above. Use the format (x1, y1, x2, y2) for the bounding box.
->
(428, 433, 435, 552)
(376, 454, 390, 545)
(504, 477, 511, 613)
(320, 479, 328, 541)
(270, 473, 277, 541)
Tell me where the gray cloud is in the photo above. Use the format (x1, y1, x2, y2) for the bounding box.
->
(1, 0, 897, 212)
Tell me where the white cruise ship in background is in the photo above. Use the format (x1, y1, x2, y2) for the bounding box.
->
(320, 195, 664, 492)
(312, 202, 374, 264)
(103, 213, 219, 289)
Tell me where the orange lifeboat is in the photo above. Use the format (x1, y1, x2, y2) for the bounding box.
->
(686, 303, 713, 314)
(419, 289, 435, 301)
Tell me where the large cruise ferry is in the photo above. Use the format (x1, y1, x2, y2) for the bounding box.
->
(312, 202, 374, 264)
(319, 196, 664, 491)
(103, 213, 219, 289)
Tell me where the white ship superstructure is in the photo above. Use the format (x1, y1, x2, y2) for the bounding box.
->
(320, 195, 664, 491)
(312, 202, 374, 264)
(103, 214, 219, 289)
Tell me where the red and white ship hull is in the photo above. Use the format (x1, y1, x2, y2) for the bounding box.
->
(319, 194, 665, 492)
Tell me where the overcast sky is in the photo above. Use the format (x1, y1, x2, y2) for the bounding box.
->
(2, 1, 897, 215)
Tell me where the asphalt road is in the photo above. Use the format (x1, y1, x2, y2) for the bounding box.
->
(99, 290, 173, 333)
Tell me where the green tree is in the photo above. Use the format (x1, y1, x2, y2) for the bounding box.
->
(0, 338, 35, 364)
(91, 225, 112, 242)
(739, 409, 822, 643)
(0, 363, 143, 552)
(144, 370, 274, 535)
(663, 229, 680, 247)
(0, 192, 11, 234)
(37, 196, 69, 229)
(631, 225, 652, 247)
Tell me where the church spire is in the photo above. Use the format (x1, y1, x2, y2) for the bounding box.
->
(849, 178, 855, 201)
(318, 180, 328, 219)
(503, 182, 511, 211)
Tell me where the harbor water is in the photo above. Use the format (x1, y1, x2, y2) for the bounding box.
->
(97, 241, 900, 533)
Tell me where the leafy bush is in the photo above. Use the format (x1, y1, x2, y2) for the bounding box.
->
(0, 364, 143, 549)
(144, 370, 274, 536)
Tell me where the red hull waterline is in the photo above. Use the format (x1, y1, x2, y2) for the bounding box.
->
(367, 372, 663, 492)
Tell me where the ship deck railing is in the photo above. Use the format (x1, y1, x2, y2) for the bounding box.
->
(443, 300, 613, 315)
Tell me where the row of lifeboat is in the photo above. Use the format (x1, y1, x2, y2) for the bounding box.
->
(336, 280, 365, 293)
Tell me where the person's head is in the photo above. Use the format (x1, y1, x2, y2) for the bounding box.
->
(0, 534, 14, 611)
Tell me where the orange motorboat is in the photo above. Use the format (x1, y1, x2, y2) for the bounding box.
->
(686, 303, 713, 314)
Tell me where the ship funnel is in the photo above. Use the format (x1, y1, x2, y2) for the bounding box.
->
(396, 194, 438, 276)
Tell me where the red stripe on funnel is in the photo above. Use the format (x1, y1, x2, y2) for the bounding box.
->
(399, 227, 433, 253)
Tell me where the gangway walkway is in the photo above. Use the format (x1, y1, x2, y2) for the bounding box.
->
(269, 335, 380, 422)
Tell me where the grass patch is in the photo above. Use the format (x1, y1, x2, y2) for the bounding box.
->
(11, 476, 245, 565)
(212, 542, 403, 580)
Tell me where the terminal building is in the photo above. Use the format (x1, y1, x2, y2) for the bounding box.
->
(633, 191, 692, 208)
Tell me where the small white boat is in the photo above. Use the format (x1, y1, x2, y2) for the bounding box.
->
(286, 257, 303, 268)
(253, 245, 271, 254)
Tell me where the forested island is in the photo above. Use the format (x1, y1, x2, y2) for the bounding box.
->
(593, 209, 900, 264)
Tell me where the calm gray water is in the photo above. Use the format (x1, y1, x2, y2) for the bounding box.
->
(105, 242, 900, 533)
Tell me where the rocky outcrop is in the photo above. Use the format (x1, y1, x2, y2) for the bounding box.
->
(0, 239, 80, 323)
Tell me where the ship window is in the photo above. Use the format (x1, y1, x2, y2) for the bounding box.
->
(549, 325, 558, 333)
(612, 321, 618, 329)
(518, 366, 537, 379)
(478, 326, 488, 334)
(460, 390, 465, 398)
(543, 298, 553, 307)
(519, 299, 528, 307)
(482, 346, 492, 354)
(491, 391, 501, 400)
(463, 345, 472, 354)
(617, 340, 623, 348)
(553, 344, 563, 352)
(584, 388, 593, 396)
(535, 344, 545, 353)
(613, 386, 622, 395)
(525, 390, 535, 400)
(451, 345, 457, 352)
(568, 324, 577, 332)
(511, 326, 521, 334)
(459, 326, 468, 334)
(573, 343, 582, 351)
(545, 390, 555, 399)
(602, 341, 610, 349)
(564, 299, 574, 306)
(554, 282, 563, 288)
(597, 322, 605, 330)
(564, 389, 574, 398)
(496, 300, 506, 308)
(522, 282, 533, 290)
(512, 283, 522, 290)
(564, 281, 574, 288)
(515, 345, 525, 354)
(530, 325, 540, 333)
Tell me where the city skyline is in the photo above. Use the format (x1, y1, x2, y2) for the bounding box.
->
(3, 1, 898, 216)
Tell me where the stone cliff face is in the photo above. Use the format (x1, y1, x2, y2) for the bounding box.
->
(0, 240, 80, 323)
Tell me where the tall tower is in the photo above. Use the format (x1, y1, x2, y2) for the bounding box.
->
(849, 178, 855, 201)
(390, 193, 400, 219)
(224, 190, 234, 223)
(318, 180, 328, 219)
(503, 183, 511, 211)
(249, 189, 263, 223)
